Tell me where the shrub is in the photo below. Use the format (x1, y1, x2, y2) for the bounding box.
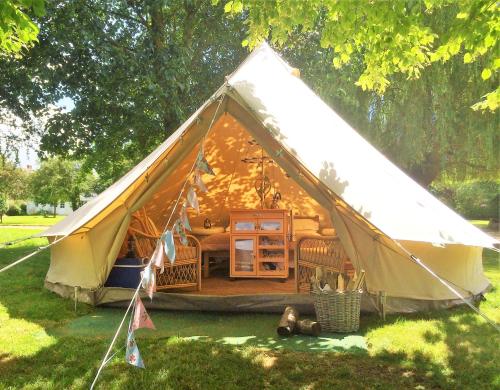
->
(19, 203, 27, 215)
(431, 180, 499, 220)
(455, 181, 499, 220)
(429, 182, 457, 209)
(6, 204, 21, 216)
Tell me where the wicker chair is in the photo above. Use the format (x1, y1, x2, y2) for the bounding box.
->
(295, 236, 354, 293)
(131, 232, 201, 291)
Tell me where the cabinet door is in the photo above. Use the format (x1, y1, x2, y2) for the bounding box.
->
(258, 218, 283, 233)
(231, 236, 256, 276)
(231, 218, 257, 233)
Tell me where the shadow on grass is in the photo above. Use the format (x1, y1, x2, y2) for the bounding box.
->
(360, 303, 500, 388)
(1, 236, 498, 389)
(0, 335, 448, 389)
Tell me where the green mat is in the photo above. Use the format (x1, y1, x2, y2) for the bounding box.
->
(56, 308, 367, 353)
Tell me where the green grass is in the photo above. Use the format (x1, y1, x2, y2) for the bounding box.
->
(0, 215, 65, 226)
(0, 228, 499, 389)
(469, 219, 491, 228)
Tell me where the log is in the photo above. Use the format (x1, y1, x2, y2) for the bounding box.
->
(277, 306, 299, 336)
(296, 319, 321, 336)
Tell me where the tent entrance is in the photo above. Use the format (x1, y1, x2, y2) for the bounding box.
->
(109, 110, 354, 297)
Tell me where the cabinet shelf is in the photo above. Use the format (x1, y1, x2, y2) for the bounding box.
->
(258, 258, 285, 263)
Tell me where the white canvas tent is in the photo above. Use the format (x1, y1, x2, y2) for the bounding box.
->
(41, 43, 497, 312)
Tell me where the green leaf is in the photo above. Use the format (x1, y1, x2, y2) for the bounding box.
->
(241, 39, 249, 47)
(484, 35, 495, 48)
(232, 0, 243, 13)
(224, 1, 233, 13)
(481, 68, 492, 80)
(456, 12, 469, 19)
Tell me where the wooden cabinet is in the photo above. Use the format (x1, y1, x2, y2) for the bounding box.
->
(230, 209, 289, 279)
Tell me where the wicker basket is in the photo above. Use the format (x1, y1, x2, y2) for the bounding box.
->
(311, 285, 362, 332)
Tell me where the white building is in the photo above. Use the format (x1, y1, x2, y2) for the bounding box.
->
(26, 201, 74, 216)
(26, 195, 95, 216)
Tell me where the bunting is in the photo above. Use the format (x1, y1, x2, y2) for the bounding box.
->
(180, 202, 192, 231)
(150, 241, 164, 273)
(194, 170, 208, 193)
(140, 264, 155, 300)
(174, 220, 189, 246)
(125, 330, 145, 368)
(187, 186, 199, 214)
(162, 230, 176, 264)
(93, 105, 226, 385)
(195, 146, 215, 175)
(131, 296, 156, 331)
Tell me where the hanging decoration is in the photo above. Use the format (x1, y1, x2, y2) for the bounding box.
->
(187, 186, 199, 214)
(194, 171, 208, 193)
(195, 145, 215, 175)
(131, 296, 156, 331)
(174, 220, 189, 246)
(180, 202, 192, 231)
(162, 230, 176, 264)
(140, 264, 155, 300)
(125, 329, 145, 368)
(150, 241, 164, 273)
(91, 97, 226, 388)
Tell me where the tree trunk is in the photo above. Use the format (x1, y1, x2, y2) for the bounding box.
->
(53, 204, 56, 218)
(407, 73, 441, 188)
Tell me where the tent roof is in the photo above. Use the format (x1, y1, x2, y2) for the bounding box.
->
(42, 43, 497, 249)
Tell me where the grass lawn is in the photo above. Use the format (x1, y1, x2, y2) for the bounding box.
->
(0, 228, 499, 389)
(469, 219, 491, 228)
(0, 215, 65, 226)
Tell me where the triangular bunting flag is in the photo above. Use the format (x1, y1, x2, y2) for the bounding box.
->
(125, 330, 145, 368)
(194, 170, 208, 193)
(141, 264, 155, 300)
(196, 147, 215, 175)
(162, 230, 175, 264)
(150, 241, 164, 273)
(131, 296, 156, 331)
(180, 202, 192, 231)
(187, 186, 199, 214)
(174, 220, 189, 246)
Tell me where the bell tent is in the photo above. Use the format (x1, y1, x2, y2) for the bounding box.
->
(40, 43, 497, 313)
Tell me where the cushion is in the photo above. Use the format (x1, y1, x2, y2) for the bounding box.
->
(293, 218, 319, 232)
(191, 226, 225, 236)
(320, 228, 336, 236)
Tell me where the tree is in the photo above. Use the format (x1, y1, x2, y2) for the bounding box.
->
(0, 194, 7, 223)
(0, 158, 31, 200)
(0, 0, 247, 186)
(29, 157, 95, 216)
(0, 0, 45, 56)
(225, 0, 499, 111)
(221, 2, 499, 186)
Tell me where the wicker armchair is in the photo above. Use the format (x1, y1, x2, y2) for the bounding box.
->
(295, 236, 353, 293)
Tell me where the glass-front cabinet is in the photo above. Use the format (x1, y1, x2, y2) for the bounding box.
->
(230, 210, 289, 278)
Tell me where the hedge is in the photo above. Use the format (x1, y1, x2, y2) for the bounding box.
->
(430, 180, 499, 220)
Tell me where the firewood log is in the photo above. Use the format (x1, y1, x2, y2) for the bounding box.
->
(277, 306, 299, 336)
(296, 319, 321, 336)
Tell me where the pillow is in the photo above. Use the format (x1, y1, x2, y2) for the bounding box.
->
(320, 227, 336, 236)
(294, 229, 321, 236)
(191, 226, 225, 235)
(293, 218, 319, 232)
